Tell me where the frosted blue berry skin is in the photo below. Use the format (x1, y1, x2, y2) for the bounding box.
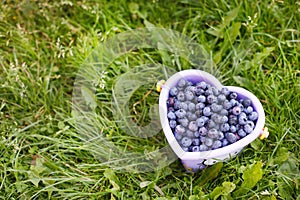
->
(207, 94, 217, 104)
(248, 111, 258, 121)
(212, 87, 220, 96)
(230, 125, 237, 133)
(187, 112, 197, 121)
(197, 95, 206, 103)
(188, 102, 196, 112)
(212, 140, 222, 149)
(174, 100, 180, 110)
(225, 132, 237, 143)
(207, 128, 219, 139)
(197, 81, 207, 89)
(174, 131, 183, 140)
(199, 127, 208, 136)
(205, 88, 213, 96)
(207, 120, 217, 129)
(192, 146, 200, 152)
(222, 139, 229, 147)
(238, 112, 248, 125)
(179, 102, 188, 110)
(238, 129, 247, 137)
(196, 117, 205, 127)
(186, 130, 194, 138)
(185, 90, 194, 101)
(195, 86, 205, 96)
(188, 121, 198, 132)
(175, 109, 186, 119)
(221, 87, 230, 96)
(194, 131, 200, 138)
(223, 100, 232, 110)
(204, 137, 213, 146)
(169, 87, 179, 96)
(242, 98, 251, 107)
(181, 137, 192, 147)
(178, 79, 187, 88)
(192, 138, 200, 146)
(232, 106, 242, 115)
(203, 107, 212, 116)
(218, 131, 224, 140)
(217, 94, 226, 102)
(220, 123, 230, 132)
(244, 106, 254, 114)
(175, 125, 185, 135)
(169, 120, 177, 129)
(196, 102, 205, 110)
(199, 144, 208, 151)
(167, 111, 176, 120)
(177, 91, 185, 101)
(200, 136, 206, 143)
(229, 92, 238, 99)
(244, 122, 254, 134)
(178, 117, 189, 127)
(211, 103, 222, 113)
(229, 115, 238, 125)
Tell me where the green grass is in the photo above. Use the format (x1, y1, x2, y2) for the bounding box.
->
(0, 0, 299, 199)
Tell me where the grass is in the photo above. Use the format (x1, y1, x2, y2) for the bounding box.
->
(0, 0, 299, 199)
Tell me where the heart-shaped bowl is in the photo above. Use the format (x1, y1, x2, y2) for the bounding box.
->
(159, 69, 265, 172)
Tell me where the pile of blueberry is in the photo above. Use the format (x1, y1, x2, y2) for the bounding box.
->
(167, 79, 258, 152)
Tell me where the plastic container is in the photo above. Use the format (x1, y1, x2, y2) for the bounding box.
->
(159, 69, 265, 172)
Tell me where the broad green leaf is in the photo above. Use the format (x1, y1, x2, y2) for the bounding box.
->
(128, 2, 139, 14)
(252, 47, 275, 65)
(195, 162, 223, 187)
(210, 182, 236, 200)
(81, 85, 97, 109)
(250, 138, 263, 150)
(234, 161, 263, 196)
(228, 22, 241, 43)
(223, 7, 240, 28)
(233, 76, 252, 87)
(271, 147, 290, 166)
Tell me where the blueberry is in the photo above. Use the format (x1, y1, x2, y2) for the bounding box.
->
(196, 117, 205, 127)
(247, 121, 255, 129)
(205, 88, 213, 96)
(167, 97, 175, 107)
(218, 131, 225, 140)
(167, 111, 176, 120)
(186, 130, 194, 138)
(192, 146, 200, 152)
(199, 127, 208, 136)
(169, 87, 179, 96)
(204, 137, 213, 146)
(230, 99, 238, 107)
(211, 87, 220, 96)
(197, 95, 206, 103)
(229, 92, 238, 99)
(238, 129, 247, 137)
(207, 128, 219, 139)
(200, 136, 206, 143)
(207, 120, 217, 129)
(188, 121, 198, 132)
(211, 114, 222, 124)
(186, 81, 193, 86)
(220, 123, 230, 132)
(179, 102, 188, 110)
(194, 131, 200, 138)
(223, 100, 232, 110)
(168, 107, 175, 112)
(178, 79, 187, 88)
(178, 117, 189, 127)
(182, 147, 189, 152)
(169, 120, 177, 129)
(175, 109, 186, 119)
(219, 109, 228, 116)
(222, 139, 229, 147)
(185, 90, 194, 101)
(184, 86, 196, 93)
(221, 116, 228, 123)
(192, 138, 200, 146)
(225, 132, 237, 143)
(211, 103, 222, 113)
(196, 102, 205, 110)
(230, 125, 237, 133)
(197, 81, 207, 89)
(217, 94, 226, 102)
(195, 86, 205, 96)
(232, 106, 242, 115)
(199, 144, 208, 151)
(242, 98, 251, 107)
(175, 125, 185, 135)
(181, 137, 192, 147)
(195, 110, 202, 117)
(187, 112, 197, 121)
(203, 107, 212, 116)
(238, 112, 248, 125)
(229, 115, 238, 125)
(207, 94, 217, 104)
(248, 111, 258, 121)
(212, 140, 222, 149)
(174, 131, 183, 140)
(174, 100, 180, 110)
(177, 91, 185, 101)
(188, 102, 196, 112)
(244, 122, 254, 134)
(221, 87, 230, 96)
(244, 106, 254, 114)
